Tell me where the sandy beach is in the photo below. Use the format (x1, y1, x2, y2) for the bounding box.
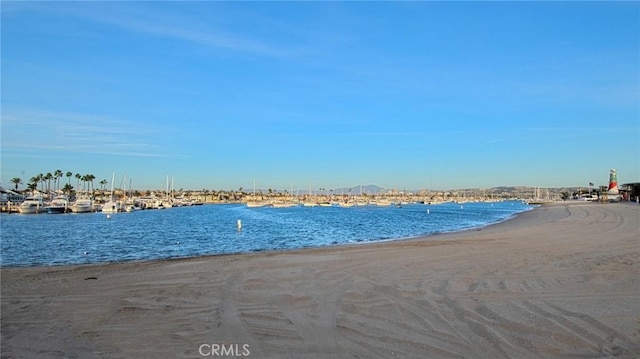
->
(2, 202, 639, 358)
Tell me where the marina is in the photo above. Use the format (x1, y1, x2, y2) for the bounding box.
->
(0, 200, 532, 267)
(2, 2, 637, 357)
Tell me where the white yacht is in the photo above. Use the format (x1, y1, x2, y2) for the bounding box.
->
(246, 201, 271, 208)
(46, 196, 69, 214)
(123, 201, 141, 212)
(18, 196, 46, 214)
(71, 199, 93, 213)
(102, 201, 121, 213)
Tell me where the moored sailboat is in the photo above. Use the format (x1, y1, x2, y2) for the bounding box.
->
(102, 172, 120, 213)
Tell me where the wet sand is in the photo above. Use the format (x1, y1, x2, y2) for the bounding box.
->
(2, 202, 639, 358)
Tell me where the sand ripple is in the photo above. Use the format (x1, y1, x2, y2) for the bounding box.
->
(2, 202, 639, 358)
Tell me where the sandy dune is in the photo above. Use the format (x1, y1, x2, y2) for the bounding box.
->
(2, 202, 639, 358)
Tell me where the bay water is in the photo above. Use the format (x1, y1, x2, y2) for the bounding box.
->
(1, 201, 532, 267)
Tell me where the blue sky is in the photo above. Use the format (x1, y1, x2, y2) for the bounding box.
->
(2, 1, 638, 191)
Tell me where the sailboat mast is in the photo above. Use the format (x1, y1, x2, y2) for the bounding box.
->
(110, 171, 115, 201)
(166, 175, 169, 200)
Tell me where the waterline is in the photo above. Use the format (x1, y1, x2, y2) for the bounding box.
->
(1, 201, 532, 267)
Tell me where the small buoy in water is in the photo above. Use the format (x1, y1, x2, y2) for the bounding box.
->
(427, 209, 430, 214)
(460, 205, 463, 209)
(176, 241, 180, 245)
(237, 219, 242, 230)
(83, 251, 88, 255)
(106, 214, 111, 219)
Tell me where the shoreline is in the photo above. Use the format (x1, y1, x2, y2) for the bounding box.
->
(1, 201, 535, 270)
(2, 202, 638, 358)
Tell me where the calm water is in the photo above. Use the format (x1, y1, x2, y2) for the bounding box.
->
(1, 201, 532, 267)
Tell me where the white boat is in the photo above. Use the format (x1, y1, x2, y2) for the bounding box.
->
(174, 197, 190, 206)
(246, 201, 271, 208)
(46, 196, 69, 214)
(271, 201, 297, 208)
(102, 172, 120, 213)
(374, 199, 391, 206)
(71, 199, 93, 213)
(120, 178, 142, 212)
(102, 201, 121, 213)
(245, 180, 269, 208)
(122, 199, 143, 212)
(18, 196, 45, 214)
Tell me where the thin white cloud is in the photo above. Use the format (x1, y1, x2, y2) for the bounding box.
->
(485, 139, 504, 145)
(1, 109, 175, 158)
(29, 2, 291, 58)
(110, 16, 283, 57)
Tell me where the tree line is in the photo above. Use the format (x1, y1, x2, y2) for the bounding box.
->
(10, 171, 109, 197)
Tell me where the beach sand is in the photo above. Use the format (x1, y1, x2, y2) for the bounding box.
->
(2, 202, 639, 358)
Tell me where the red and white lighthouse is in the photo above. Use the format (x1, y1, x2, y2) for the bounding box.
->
(608, 169, 619, 195)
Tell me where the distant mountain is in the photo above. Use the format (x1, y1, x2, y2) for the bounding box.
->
(330, 185, 386, 195)
(248, 184, 386, 195)
(490, 186, 532, 192)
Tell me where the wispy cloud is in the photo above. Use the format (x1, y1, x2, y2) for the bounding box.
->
(2, 109, 175, 158)
(484, 139, 504, 145)
(112, 17, 283, 57)
(37, 2, 291, 58)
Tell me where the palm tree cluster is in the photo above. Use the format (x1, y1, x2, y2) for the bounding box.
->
(11, 170, 105, 199)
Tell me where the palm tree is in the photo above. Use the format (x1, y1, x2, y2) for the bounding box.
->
(27, 180, 37, 192)
(10, 177, 22, 191)
(62, 183, 74, 196)
(54, 169, 63, 191)
(38, 173, 44, 193)
(44, 172, 53, 199)
(29, 176, 39, 192)
(75, 173, 82, 194)
(100, 179, 107, 191)
(66, 172, 73, 187)
(80, 175, 87, 193)
(86, 174, 95, 196)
